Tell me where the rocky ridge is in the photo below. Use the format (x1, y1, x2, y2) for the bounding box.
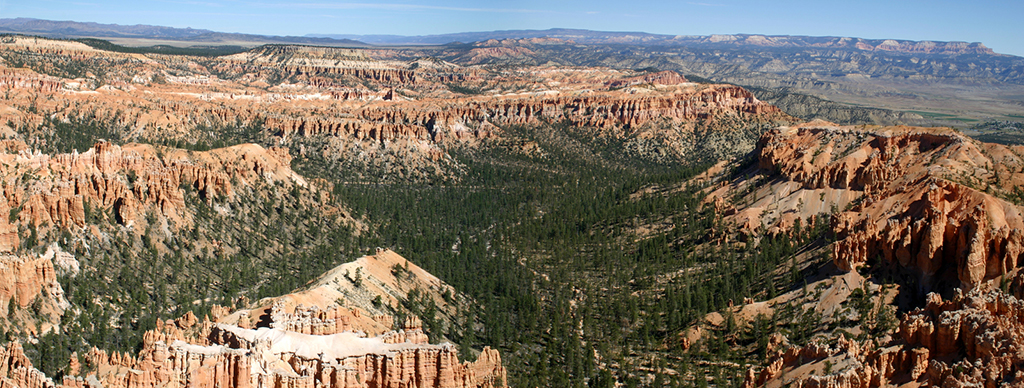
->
(435, 35, 1024, 127)
(688, 35, 995, 55)
(0, 139, 306, 240)
(747, 288, 1024, 387)
(0, 247, 69, 334)
(2, 21, 1001, 56)
(706, 121, 1024, 386)
(0, 37, 790, 181)
(326, 29, 998, 55)
(712, 121, 1024, 290)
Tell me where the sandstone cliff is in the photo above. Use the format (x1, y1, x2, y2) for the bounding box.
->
(709, 121, 1024, 387)
(71, 324, 505, 388)
(748, 288, 1024, 387)
(711, 121, 1024, 290)
(0, 249, 69, 334)
(0, 342, 58, 388)
(0, 309, 506, 388)
(0, 37, 789, 184)
(0, 139, 306, 245)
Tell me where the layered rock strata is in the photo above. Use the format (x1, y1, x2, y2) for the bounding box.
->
(0, 249, 69, 333)
(0, 314, 506, 388)
(68, 322, 506, 388)
(729, 121, 1024, 290)
(748, 288, 1024, 387)
(0, 253, 63, 311)
(0, 37, 788, 180)
(0, 68, 63, 92)
(0, 140, 304, 242)
(0, 342, 56, 388)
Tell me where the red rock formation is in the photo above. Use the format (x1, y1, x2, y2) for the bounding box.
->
(739, 123, 1024, 387)
(748, 288, 1024, 387)
(63, 317, 505, 388)
(832, 177, 1024, 287)
(212, 46, 422, 85)
(68, 249, 509, 388)
(462, 46, 536, 64)
(0, 252, 65, 311)
(0, 222, 18, 253)
(605, 70, 689, 88)
(334, 84, 783, 144)
(0, 38, 790, 190)
(0, 38, 784, 146)
(266, 301, 386, 336)
(0, 140, 304, 235)
(0, 342, 57, 388)
(750, 122, 1024, 290)
(0, 69, 63, 92)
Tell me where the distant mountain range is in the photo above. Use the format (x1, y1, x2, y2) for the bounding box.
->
(0, 18, 367, 47)
(312, 28, 997, 55)
(0, 18, 1001, 56)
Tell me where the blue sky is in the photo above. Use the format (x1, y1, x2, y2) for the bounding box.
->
(2, 0, 1022, 56)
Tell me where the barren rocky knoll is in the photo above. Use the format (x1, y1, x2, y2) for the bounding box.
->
(222, 248, 469, 339)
